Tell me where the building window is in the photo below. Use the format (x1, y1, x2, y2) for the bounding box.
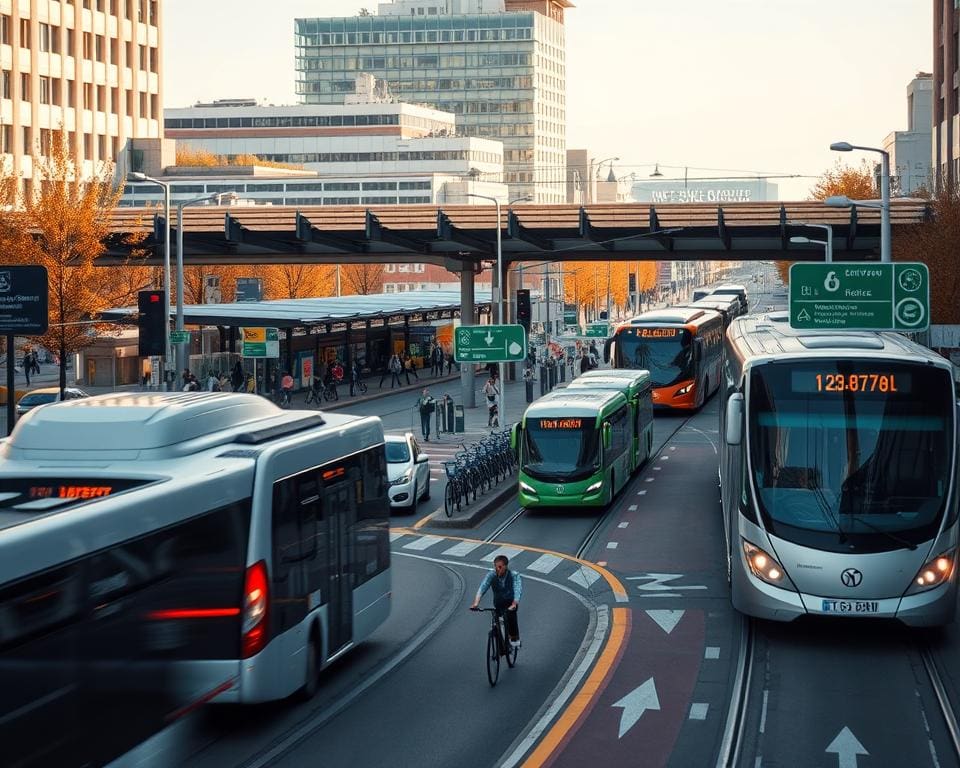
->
(0, 15, 9, 45)
(66, 29, 75, 56)
(139, 91, 147, 116)
(149, 46, 158, 73)
(83, 133, 92, 158)
(0, 71, 9, 100)
(20, 73, 29, 101)
(83, 32, 92, 58)
(39, 76, 50, 104)
(19, 19, 30, 49)
(95, 35, 104, 60)
(0, 125, 10, 153)
(138, 45, 146, 70)
(39, 129, 52, 156)
(150, 93, 159, 119)
(83, 82, 93, 109)
(67, 80, 75, 107)
(110, 37, 118, 64)
(97, 85, 105, 112)
(98, 135, 106, 160)
(22, 127, 31, 154)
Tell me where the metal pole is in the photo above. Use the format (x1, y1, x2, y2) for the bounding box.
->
(162, 183, 172, 389)
(336, 265, 341, 297)
(880, 150, 891, 263)
(6, 334, 14, 435)
(826, 225, 833, 263)
(495, 198, 506, 426)
(175, 201, 186, 377)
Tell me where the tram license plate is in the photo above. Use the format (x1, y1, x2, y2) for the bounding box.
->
(821, 599, 879, 614)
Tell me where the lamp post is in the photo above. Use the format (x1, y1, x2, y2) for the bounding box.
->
(467, 192, 508, 424)
(508, 194, 533, 290)
(788, 220, 833, 263)
(127, 172, 172, 389)
(587, 156, 619, 203)
(175, 191, 238, 376)
(829, 141, 891, 263)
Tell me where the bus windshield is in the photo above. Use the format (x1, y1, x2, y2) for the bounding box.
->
(748, 361, 953, 552)
(523, 417, 600, 482)
(615, 327, 693, 387)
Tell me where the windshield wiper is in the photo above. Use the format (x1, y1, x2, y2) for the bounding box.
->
(840, 512, 918, 551)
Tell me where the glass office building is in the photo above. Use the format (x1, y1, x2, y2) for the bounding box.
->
(295, 0, 570, 202)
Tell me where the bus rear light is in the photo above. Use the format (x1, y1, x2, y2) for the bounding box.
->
(742, 540, 787, 586)
(241, 560, 269, 659)
(909, 549, 955, 593)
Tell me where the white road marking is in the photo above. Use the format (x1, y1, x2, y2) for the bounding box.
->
(389, 531, 405, 542)
(705, 646, 720, 659)
(645, 478, 655, 483)
(660, 455, 669, 460)
(482, 545, 523, 562)
(525, 553, 564, 574)
(637, 490, 647, 496)
(612, 678, 660, 738)
(759, 689, 769, 733)
(689, 703, 709, 720)
(569, 565, 602, 589)
(653, 466, 662, 471)
(606, 542, 618, 550)
(403, 535, 444, 551)
(618, 522, 629, 529)
(628, 505, 637, 511)
(645, 609, 684, 634)
(441, 541, 483, 557)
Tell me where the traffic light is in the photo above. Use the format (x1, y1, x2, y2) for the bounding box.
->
(138, 289, 167, 357)
(516, 289, 531, 331)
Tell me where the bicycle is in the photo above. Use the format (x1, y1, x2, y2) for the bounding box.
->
(470, 606, 518, 686)
(443, 460, 467, 517)
(304, 386, 322, 406)
(278, 388, 293, 409)
(322, 381, 339, 402)
(351, 380, 368, 395)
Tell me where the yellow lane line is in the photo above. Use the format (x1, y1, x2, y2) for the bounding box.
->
(522, 606, 631, 768)
(391, 528, 629, 602)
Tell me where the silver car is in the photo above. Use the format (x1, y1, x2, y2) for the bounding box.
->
(385, 433, 431, 512)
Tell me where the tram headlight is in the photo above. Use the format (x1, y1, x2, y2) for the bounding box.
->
(519, 481, 538, 496)
(908, 549, 956, 594)
(676, 382, 695, 396)
(742, 539, 787, 586)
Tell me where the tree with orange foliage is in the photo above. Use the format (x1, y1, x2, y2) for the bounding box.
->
(341, 263, 384, 295)
(562, 261, 657, 320)
(5, 131, 134, 395)
(261, 264, 336, 299)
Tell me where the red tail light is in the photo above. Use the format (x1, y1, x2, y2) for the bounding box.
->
(241, 560, 269, 659)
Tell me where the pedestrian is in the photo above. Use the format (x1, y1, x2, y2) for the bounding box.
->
(486, 361, 498, 381)
(416, 387, 435, 442)
(21, 349, 31, 385)
(218, 371, 230, 391)
(446, 351, 455, 375)
(433, 344, 444, 377)
(405, 354, 419, 382)
(231, 361, 244, 392)
(580, 352, 589, 375)
(388, 353, 403, 388)
(206, 371, 220, 391)
(483, 375, 500, 427)
(29, 350, 39, 376)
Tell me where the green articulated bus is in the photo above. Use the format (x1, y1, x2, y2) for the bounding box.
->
(566, 369, 655, 471)
(512, 389, 634, 508)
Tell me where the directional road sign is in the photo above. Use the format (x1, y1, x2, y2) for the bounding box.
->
(789, 262, 930, 332)
(170, 330, 191, 344)
(454, 324, 526, 363)
(585, 323, 610, 338)
(241, 327, 280, 358)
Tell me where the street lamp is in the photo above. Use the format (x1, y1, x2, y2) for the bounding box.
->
(127, 171, 171, 388)
(467, 192, 508, 423)
(507, 193, 533, 290)
(586, 156, 619, 203)
(787, 220, 833, 263)
(175, 191, 238, 376)
(829, 141, 891, 263)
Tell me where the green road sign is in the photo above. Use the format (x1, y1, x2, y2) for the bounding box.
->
(585, 323, 609, 338)
(789, 262, 930, 332)
(241, 327, 280, 358)
(454, 324, 527, 363)
(563, 310, 578, 327)
(170, 330, 191, 344)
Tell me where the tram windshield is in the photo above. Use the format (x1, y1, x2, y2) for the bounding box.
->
(522, 417, 600, 482)
(748, 361, 953, 551)
(615, 327, 693, 387)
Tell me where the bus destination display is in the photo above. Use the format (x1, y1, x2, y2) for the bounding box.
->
(536, 418, 583, 429)
(790, 371, 912, 394)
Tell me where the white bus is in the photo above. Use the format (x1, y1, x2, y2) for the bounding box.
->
(720, 312, 958, 626)
(0, 393, 391, 765)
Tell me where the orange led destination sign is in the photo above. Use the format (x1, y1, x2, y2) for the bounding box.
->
(638, 328, 678, 338)
(537, 418, 583, 429)
(29, 485, 115, 499)
(790, 371, 912, 395)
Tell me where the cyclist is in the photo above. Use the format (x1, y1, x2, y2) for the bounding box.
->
(280, 371, 294, 407)
(470, 555, 522, 648)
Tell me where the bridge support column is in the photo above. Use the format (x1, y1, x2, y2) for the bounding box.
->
(460, 264, 476, 408)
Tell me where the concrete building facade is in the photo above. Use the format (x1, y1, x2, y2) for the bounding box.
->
(934, 0, 959, 190)
(0, 0, 163, 194)
(294, 0, 571, 203)
(882, 72, 933, 196)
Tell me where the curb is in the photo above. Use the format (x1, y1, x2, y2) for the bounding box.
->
(309, 373, 462, 412)
(426, 480, 517, 529)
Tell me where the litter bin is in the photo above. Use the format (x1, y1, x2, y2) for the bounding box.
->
(443, 395, 454, 433)
(454, 403, 465, 433)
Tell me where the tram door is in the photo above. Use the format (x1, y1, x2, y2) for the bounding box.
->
(324, 478, 355, 656)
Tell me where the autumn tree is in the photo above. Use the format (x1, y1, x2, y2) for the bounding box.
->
(4, 131, 133, 394)
(182, 265, 247, 304)
(561, 261, 657, 319)
(261, 264, 336, 299)
(341, 263, 384, 295)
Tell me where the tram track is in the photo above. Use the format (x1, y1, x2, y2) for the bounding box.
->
(715, 616, 754, 768)
(920, 642, 960, 765)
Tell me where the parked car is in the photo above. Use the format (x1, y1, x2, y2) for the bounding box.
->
(385, 432, 431, 512)
(16, 387, 90, 416)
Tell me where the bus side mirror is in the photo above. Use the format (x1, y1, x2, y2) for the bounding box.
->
(602, 422, 612, 449)
(725, 393, 743, 445)
(603, 339, 612, 364)
(511, 423, 520, 451)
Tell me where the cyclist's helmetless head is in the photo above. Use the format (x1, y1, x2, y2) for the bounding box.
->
(494, 555, 509, 575)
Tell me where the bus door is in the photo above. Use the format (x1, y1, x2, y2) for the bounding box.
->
(324, 478, 355, 656)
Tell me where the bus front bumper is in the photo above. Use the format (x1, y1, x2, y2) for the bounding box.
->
(519, 481, 605, 508)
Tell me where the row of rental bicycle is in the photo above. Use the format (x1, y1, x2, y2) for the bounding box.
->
(443, 429, 516, 517)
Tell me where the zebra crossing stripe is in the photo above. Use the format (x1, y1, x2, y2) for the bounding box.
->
(442, 541, 483, 557)
(403, 535, 445, 551)
(569, 565, 602, 589)
(482, 546, 523, 563)
(525, 553, 564, 574)
(389, 531, 406, 542)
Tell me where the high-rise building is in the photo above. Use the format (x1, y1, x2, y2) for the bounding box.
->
(882, 73, 933, 196)
(934, 1, 958, 190)
(295, 0, 572, 202)
(0, 0, 163, 195)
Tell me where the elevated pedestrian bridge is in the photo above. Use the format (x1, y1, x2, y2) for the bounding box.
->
(103, 200, 929, 269)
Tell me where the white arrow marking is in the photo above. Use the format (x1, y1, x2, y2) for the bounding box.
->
(612, 677, 660, 738)
(485, 331, 494, 345)
(825, 727, 868, 768)
(627, 573, 708, 593)
(645, 609, 685, 634)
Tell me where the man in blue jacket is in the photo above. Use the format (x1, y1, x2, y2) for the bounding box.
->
(470, 555, 522, 647)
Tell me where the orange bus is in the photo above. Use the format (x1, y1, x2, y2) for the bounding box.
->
(605, 307, 724, 410)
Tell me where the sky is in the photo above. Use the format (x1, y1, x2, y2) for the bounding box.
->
(164, 0, 932, 200)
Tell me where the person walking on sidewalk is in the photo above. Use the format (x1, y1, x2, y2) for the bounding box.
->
(416, 387, 436, 442)
(21, 349, 31, 385)
(483, 375, 500, 427)
(384, 353, 403, 389)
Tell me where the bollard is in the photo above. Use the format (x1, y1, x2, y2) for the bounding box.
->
(559, 364, 565, 383)
(548, 365, 556, 389)
(526, 380, 534, 403)
(454, 403, 465, 433)
(539, 366, 548, 396)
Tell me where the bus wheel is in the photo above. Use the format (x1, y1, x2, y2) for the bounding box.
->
(299, 628, 322, 700)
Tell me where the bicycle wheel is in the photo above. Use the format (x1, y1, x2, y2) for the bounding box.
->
(486, 630, 500, 686)
(505, 629, 518, 668)
(444, 482, 456, 517)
